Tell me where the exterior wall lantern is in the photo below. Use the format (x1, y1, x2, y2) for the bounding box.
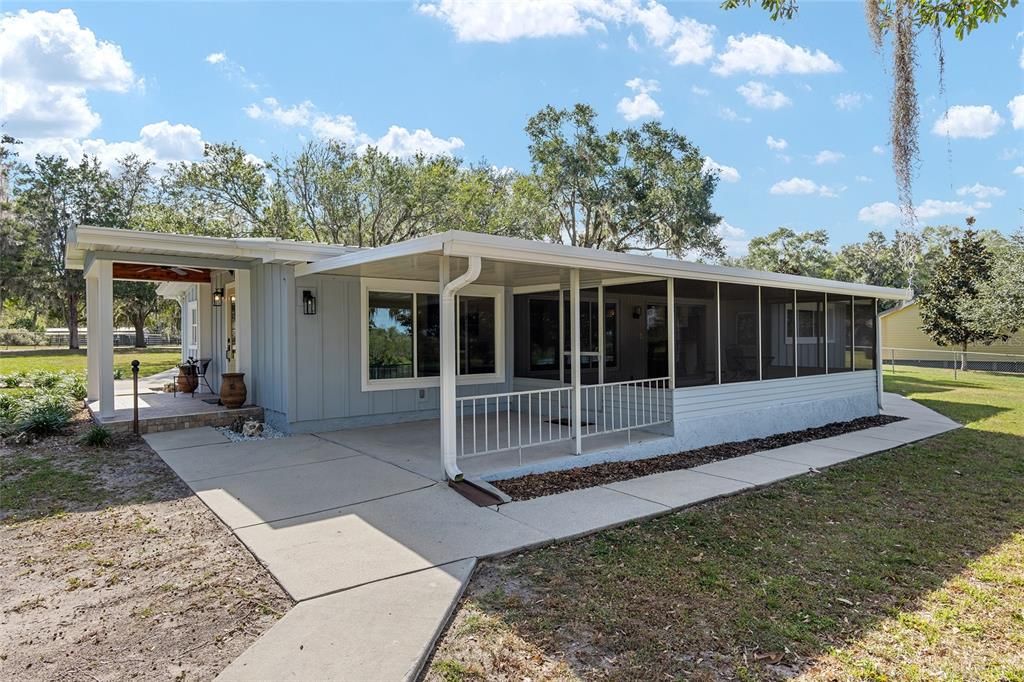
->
(302, 289, 317, 315)
(212, 288, 224, 307)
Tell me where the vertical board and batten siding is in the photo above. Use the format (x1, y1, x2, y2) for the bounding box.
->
(205, 270, 234, 394)
(285, 273, 513, 431)
(250, 263, 293, 419)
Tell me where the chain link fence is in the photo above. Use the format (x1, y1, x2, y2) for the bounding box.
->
(883, 347, 1024, 378)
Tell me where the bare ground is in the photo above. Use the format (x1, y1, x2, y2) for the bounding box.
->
(0, 411, 293, 681)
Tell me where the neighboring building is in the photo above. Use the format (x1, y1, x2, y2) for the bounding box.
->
(67, 226, 909, 481)
(880, 300, 1024, 370)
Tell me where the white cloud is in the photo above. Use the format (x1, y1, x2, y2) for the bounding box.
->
(244, 97, 316, 127)
(0, 8, 139, 138)
(857, 198, 980, 225)
(417, 0, 716, 65)
(956, 183, 1005, 199)
(18, 121, 205, 171)
(814, 149, 844, 165)
(916, 199, 974, 219)
(716, 221, 749, 257)
(765, 135, 788, 151)
(205, 52, 226, 64)
(872, 144, 886, 155)
(718, 107, 751, 123)
(711, 33, 841, 76)
(703, 157, 740, 183)
(736, 81, 790, 110)
(1015, 165, 1024, 176)
(626, 34, 640, 51)
(857, 201, 901, 226)
(769, 177, 838, 198)
(617, 78, 663, 121)
(833, 92, 869, 110)
(932, 105, 1004, 139)
(204, 51, 257, 90)
(855, 175, 873, 183)
(371, 126, 464, 157)
(691, 85, 710, 96)
(1009, 95, 1024, 129)
(311, 114, 364, 143)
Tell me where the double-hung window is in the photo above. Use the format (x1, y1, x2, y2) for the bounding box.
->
(361, 279, 504, 390)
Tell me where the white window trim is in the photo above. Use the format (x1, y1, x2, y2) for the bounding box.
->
(360, 277, 505, 392)
(186, 300, 199, 358)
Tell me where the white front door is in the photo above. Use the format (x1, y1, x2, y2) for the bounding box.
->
(224, 283, 237, 372)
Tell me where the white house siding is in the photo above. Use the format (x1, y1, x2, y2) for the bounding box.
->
(672, 371, 878, 449)
(281, 273, 514, 433)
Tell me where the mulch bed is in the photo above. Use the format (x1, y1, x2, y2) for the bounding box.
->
(494, 414, 906, 501)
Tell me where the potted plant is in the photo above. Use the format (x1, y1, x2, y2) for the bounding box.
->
(176, 358, 199, 394)
(220, 372, 247, 408)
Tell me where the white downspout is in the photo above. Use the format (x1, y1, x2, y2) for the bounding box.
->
(440, 255, 482, 482)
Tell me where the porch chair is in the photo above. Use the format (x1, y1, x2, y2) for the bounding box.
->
(195, 358, 214, 397)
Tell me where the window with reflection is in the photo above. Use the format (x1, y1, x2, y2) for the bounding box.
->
(761, 287, 795, 379)
(796, 290, 826, 375)
(368, 292, 414, 380)
(826, 294, 853, 373)
(719, 283, 759, 383)
(853, 297, 876, 370)
(674, 278, 718, 387)
(459, 296, 496, 374)
(416, 294, 440, 377)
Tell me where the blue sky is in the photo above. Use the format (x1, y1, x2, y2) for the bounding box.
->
(2, 1, 1022, 255)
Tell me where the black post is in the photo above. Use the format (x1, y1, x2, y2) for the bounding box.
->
(131, 360, 140, 435)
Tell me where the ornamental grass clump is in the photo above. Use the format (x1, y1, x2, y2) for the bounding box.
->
(18, 392, 75, 436)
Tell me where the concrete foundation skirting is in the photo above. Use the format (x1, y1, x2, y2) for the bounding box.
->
(94, 406, 264, 434)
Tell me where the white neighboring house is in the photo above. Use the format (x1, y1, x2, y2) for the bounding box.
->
(67, 226, 909, 481)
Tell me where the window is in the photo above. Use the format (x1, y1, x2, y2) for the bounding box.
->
(853, 297, 876, 370)
(719, 283, 759, 383)
(186, 301, 198, 358)
(363, 279, 503, 390)
(795, 290, 826, 375)
(674, 278, 718, 387)
(527, 297, 559, 372)
(761, 287, 795, 380)
(826, 294, 853, 373)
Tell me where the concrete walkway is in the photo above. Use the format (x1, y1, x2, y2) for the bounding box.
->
(142, 392, 958, 681)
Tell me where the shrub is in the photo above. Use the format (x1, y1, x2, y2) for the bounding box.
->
(113, 367, 125, 381)
(0, 392, 23, 435)
(19, 393, 75, 435)
(29, 370, 63, 390)
(80, 424, 112, 447)
(60, 374, 88, 401)
(1, 374, 23, 388)
(0, 329, 46, 346)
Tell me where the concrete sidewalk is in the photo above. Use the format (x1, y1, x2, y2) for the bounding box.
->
(142, 392, 958, 681)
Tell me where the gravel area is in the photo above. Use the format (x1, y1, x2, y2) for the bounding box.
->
(495, 415, 905, 501)
(215, 423, 288, 442)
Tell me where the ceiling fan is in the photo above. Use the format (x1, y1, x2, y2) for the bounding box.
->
(134, 265, 206, 276)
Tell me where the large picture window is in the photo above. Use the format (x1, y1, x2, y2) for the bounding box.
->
(719, 283, 759, 383)
(674, 278, 718, 387)
(826, 294, 853, 373)
(761, 287, 795, 380)
(363, 280, 503, 390)
(796, 290, 826, 376)
(854, 297, 876, 370)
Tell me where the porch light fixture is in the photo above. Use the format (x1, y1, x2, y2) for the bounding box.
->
(213, 288, 224, 307)
(302, 289, 317, 315)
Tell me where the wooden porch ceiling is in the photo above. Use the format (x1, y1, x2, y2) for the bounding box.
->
(112, 262, 212, 283)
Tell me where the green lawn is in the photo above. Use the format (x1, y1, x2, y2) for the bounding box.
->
(428, 367, 1024, 681)
(0, 347, 181, 378)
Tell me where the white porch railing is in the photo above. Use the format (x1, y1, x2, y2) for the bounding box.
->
(455, 377, 673, 460)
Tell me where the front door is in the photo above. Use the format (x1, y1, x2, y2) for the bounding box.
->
(224, 283, 237, 372)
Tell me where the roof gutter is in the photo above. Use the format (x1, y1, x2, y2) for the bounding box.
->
(440, 255, 482, 482)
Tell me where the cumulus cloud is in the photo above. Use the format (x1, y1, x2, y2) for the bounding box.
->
(711, 33, 841, 76)
(736, 81, 790, 110)
(718, 107, 751, 123)
(857, 201, 902, 226)
(617, 78, 664, 121)
(932, 105, 1004, 139)
(0, 8, 139, 138)
(956, 183, 1005, 199)
(858, 198, 982, 225)
(690, 85, 710, 96)
(1015, 166, 1024, 176)
(703, 157, 740, 183)
(814, 149, 844, 165)
(716, 221, 750, 257)
(205, 52, 226, 64)
(765, 135, 788, 151)
(18, 121, 205, 171)
(833, 92, 869, 110)
(1009, 95, 1024, 130)
(417, 0, 716, 65)
(769, 177, 839, 198)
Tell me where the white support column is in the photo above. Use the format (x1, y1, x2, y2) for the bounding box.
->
(666, 278, 675, 388)
(96, 259, 115, 419)
(875, 298, 884, 409)
(85, 275, 99, 401)
(597, 285, 605, 385)
(235, 269, 252, 392)
(570, 269, 582, 455)
(197, 283, 213, 363)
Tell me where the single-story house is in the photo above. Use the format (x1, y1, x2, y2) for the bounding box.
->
(880, 300, 1024, 370)
(67, 226, 909, 481)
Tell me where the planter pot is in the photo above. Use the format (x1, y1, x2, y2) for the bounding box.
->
(176, 365, 199, 393)
(220, 372, 247, 409)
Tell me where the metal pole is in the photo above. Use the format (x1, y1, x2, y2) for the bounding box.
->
(131, 360, 140, 435)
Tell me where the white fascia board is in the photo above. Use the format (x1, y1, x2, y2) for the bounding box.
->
(295, 233, 448, 278)
(441, 231, 912, 301)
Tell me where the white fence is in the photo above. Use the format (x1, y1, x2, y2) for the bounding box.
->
(883, 346, 1024, 376)
(455, 377, 672, 460)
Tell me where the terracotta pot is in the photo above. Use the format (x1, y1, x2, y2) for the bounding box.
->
(220, 372, 247, 409)
(176, 365, 198, 393)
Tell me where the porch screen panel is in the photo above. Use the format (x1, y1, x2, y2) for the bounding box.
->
(853, 297, 876, 370)
(719, 283, 759, 383)
(459, 296, 496, 375)
(367, 292, 413, 380)
(673, 278, 718, 387)
(761, 287, 795, 380)
(416, 294, 440, 377)
(826, 294, 853, 373)
(796, 290, 826, 375)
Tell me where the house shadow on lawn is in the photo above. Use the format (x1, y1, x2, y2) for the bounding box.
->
(431, 424, 1024, 680)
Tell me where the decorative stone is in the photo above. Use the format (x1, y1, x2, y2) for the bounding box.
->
(230, 416, 246, 433)
(241, 420, 264, 438)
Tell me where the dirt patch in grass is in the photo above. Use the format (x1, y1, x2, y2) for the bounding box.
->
(495, 414, 905, 501)
(0, 410, 292, 681)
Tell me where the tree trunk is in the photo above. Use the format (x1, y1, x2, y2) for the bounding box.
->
(67, 291, 80, 350)
(134, 317, 147, 348)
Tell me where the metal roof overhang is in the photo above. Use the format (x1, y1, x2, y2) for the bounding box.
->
(296, 230, 913, 300)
